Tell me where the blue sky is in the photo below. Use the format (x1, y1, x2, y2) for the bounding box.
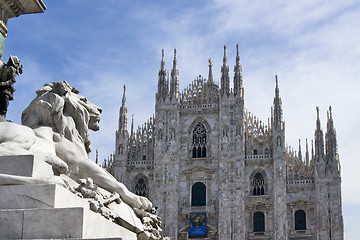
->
(3, 0, 359, 237)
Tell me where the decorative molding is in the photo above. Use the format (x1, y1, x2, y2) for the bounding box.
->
(287, 199, 312, 208)
(183, 165, 215, 175)
(247, 200, 271, 210)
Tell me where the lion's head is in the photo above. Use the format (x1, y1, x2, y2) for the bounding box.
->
(21, 81, 102, 154)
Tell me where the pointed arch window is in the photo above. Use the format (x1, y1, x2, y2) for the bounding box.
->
(253, 212, 265, 232)
(134, 177, 147, 197)
(295, 210, 306, 230)
(191, 182, 206, 206)
(252, 173, 265, 195)
(192, 123, 207, 158)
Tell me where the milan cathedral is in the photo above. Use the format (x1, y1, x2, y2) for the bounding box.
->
(111, 45, 343, 240)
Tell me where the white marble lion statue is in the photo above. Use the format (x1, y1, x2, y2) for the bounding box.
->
(0, 81, 152, 212)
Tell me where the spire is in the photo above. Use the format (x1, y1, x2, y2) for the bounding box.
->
(236, 43, 240, 63)
(316, 106, 321, 131)
(122, 84, 126, 106)
(170, 48, 180, 102)
(130, 114, 135, 142)
(311, 139, 314, 160)
(314, 107, 324, 161)
(298, 139, 302, 161)
(118, 84, 128, 136)
(273, 75, 283, 131)
(305, 138, 310, 167)
(220, 45, 230, 97)
(223, 44, 228, 66)
(208, 58, 214, 84)
(326, 106, 338, 161)
(167, 70, 170, 92)
(157, 48, 168, 102)
(275, 75, 280, 99)
(161, 48, 165, 71)
(233, 44, 243, 97)
(170, 48, 179, 100)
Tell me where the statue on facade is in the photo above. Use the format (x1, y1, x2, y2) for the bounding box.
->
(0, 55, 23, 121)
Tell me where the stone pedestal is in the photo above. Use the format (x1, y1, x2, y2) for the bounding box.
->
(0, 155, 140, 240)
(0, 154, 52, 178)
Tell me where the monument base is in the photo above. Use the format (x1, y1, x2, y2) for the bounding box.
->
(0, 206, 135, 239)
(0, 155, 141, 240)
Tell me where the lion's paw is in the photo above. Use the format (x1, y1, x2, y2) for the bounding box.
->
(139, 195, 152, 211)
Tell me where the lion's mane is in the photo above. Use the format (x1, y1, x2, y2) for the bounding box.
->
(21, 81, 100, 154)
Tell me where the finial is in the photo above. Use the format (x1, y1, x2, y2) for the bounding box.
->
(223, 45, 228, 67)
(329, 105, 332, 119)
(274, 75, 280, 97)
(316, 106, 319, 119)
(327, 109, 329, 120)
(160, 49, 165, 70)
(172, 48, 177, 69)
(121, 84, 127, 106)
(208, 58, 214, 83)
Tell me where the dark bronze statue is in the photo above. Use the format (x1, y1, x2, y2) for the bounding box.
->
(0, 55, 23, 120)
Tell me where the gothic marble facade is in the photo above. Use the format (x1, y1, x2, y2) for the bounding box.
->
(112, 45, 343, 240)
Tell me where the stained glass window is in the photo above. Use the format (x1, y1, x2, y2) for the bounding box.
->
(192, 123, 207, 158)
(135, 177, 147, 197)
(252, 173, 265, 196)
